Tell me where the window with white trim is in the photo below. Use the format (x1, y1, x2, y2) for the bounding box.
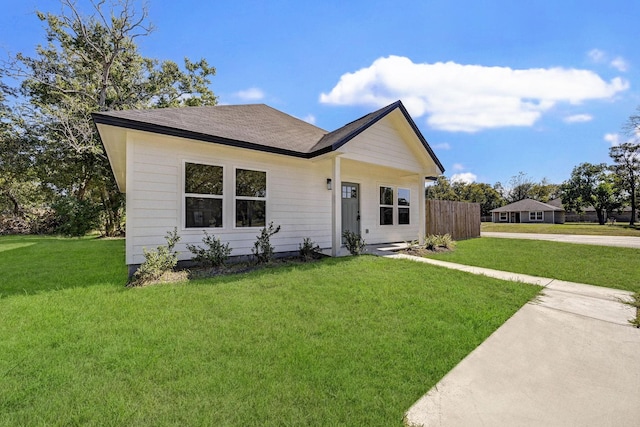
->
(184, 162, 223, 228)
(529, 211, 543, 221)
(499, 212, 508, 222)
(398, 188, 410, 225)
(235, 168, 266, 227)
(379, 186, 394, 225)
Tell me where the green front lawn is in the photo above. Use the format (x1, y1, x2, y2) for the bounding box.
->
(481, 221, 640, 236)
(427, 237, 640, 292)
(0, 235, 539, 426)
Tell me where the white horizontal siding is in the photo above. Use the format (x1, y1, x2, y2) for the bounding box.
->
(340, 115, 427, 173)
(125, 131, 332, 265)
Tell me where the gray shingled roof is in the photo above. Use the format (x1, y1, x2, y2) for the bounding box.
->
(491, 198, 564, 213)
(93, 104, 327, 154)
(92, 101, 445, 171)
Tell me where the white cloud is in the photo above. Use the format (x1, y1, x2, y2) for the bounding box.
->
(563, 114, 593, 123)
(320, 55, 628, 133)
(234, 87, 265, 101)
(302, 114, 316, 124)
(588, 49, 629, 72)
(604, 133, 621, 146)
(451, 172, 477, 184)
(610, 56, 629, 72)
(588, 49, 606, 63)
(452, 163, 465, 171)
(431, 142, 451, 150)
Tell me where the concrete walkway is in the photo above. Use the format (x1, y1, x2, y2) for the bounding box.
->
(368, 247, 640, 426)
(482, 232, 640, 249)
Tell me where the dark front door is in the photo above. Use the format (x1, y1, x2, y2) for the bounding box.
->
(341, 182, 360, 242)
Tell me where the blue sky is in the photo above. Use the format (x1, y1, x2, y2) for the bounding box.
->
(2, 0, 639, 186)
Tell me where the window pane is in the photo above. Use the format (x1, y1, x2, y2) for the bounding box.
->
(236, 200, 266, 227)
(380, 207, 393, 225)
(186, 197, 222, 228)
(399, 207, 410, 224)
(398, 188, 410, 206)
(380, 187, 393, 205)
(236, 169, 266, 197)
(185, 163, 223, 195)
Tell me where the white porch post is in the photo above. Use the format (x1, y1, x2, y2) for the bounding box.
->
(331, 156, 341, 256)
(418, 175, 426, 244)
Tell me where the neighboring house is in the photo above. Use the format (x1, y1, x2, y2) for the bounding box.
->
(548, 198, 632, 223)
(490, 198, 565, 224)
(93, 100, 444, 272)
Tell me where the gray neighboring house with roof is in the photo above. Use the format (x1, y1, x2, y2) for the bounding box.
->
(490, 198, 565, 224)
(92, 100, 444, 271)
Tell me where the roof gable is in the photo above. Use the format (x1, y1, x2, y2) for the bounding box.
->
(310, 101, 444, 172)
(92, 100, 444, 170)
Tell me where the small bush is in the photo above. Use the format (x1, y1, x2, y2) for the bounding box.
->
(187, 231, 232, 268)
(52, 196, 102, 237)
(424, 234, 439, 251)
(436, 233, 456, 250)
(343, 230, 366, 256)
(299, 237, 321, 261)
(424, 234, 456, 251)
(132, 228, 181, 285)
(252, 222, 281, 264)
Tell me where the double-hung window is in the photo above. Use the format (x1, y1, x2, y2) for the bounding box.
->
(380, 186, 411, 225)
(499, 212, 508, 222)
(529, 211, 543, 222)
(398, 188, 410, 225)
(380, 186, 394, 225)
(184, 162, 223, 228)
(235, 168, 266, 227)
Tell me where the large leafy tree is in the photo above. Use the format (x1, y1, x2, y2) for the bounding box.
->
(529, 178, 560, 203)
(560, 162, 623, 225)
(609, 142, 639, 225)
(426, 176, 505, 216)
(505, 172, 535, 203)
(14, 0, 217, 235)
(0, 72, 44, 218)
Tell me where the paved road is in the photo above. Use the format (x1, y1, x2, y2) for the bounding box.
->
(392, 255, 640, 427)
(481, 232, 640, 249)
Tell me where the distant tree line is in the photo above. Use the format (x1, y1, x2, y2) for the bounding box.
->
(427, 134, 639, 226)
(426, 172, 561, 218)
(0, 0, 217, 236)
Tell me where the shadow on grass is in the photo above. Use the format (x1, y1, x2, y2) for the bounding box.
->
(0, 235, 128, 298)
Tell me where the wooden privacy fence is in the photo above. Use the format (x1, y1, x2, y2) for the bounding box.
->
(425, 200, 481, 240)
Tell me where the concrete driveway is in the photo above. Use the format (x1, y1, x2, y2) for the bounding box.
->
(481, 232, 640, 249)
(401, 258, 640, 426)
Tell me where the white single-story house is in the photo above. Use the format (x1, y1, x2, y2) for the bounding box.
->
(490, 198, 565, 224)
(92, 100, 444, 271)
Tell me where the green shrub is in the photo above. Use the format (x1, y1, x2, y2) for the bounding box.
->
(436, 233, 456, 250)
(424, 234, 456, 251)
(187, 231, 232, 268)
(299, 237, 321, 261)
(52, 196, 102, 237)
(343, 230, 366, 256)
(424, 234, 439, 251)
(252, 222, 281, 264)
(132, 228, 181, 285)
